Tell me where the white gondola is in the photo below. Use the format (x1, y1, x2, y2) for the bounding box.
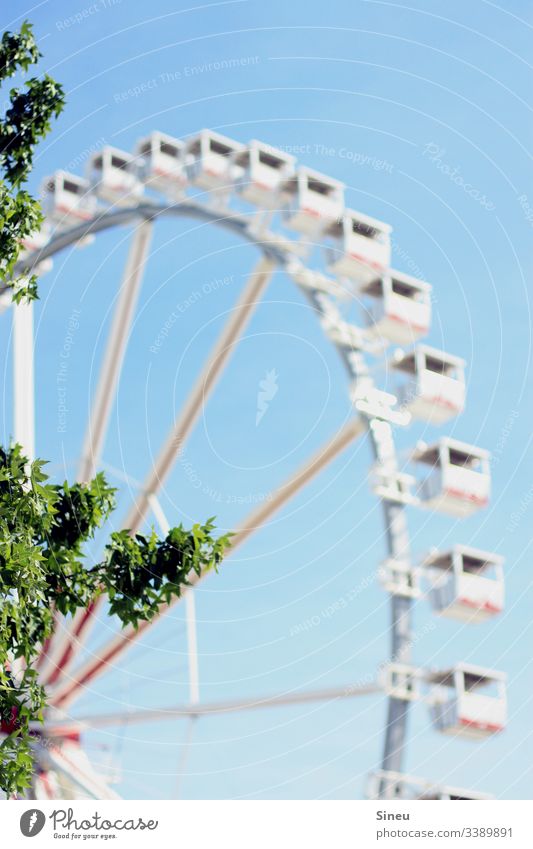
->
(233, 140, 295, 208)
(326, 209, 391, 284)
(135, 132, 187, 196)
(367, 770, 492, 800)
(41, 171, 96, 227)
(360, 272, 432, 345)
(422, 545, 504, 622)
(185, 130, 244, 191)
(283, 167, 344, 235)
(428, 664, 506, 739)
(86, 146, 142, 206)
(413, 438, 490, 518)
(392, 345, 465, 424)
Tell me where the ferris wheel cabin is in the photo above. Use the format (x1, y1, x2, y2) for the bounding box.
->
(379, 557, 420, 598)
(86, 147, 143, 206)
(360, 271, 432, 345)
(283, 167, 345, 235)
(185, 130, 244, 191)
(326, 209, 391, 284)
(233, 140, 295, 208)
(392, 345, 465, 424)
(428, 664, 506, 739)
(135, 132, 187, 196)
(41, 171, 96, 227)
(422, 545, 504, 623)
(413, 438, 491, 517)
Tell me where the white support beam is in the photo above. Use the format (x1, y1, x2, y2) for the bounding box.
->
(43, 256, 275, 693)
(78, 220, 153, 483)
(49, 416, 364, 711)
(13, 298, 35, 460)
(10, 299, 36, 688)
(44, 680, 380, 734)
(125, 256, 276, 534)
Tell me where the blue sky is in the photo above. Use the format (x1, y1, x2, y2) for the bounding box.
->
(2, 0, 532, 799)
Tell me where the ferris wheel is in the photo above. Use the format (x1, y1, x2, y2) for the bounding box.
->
(3, 129, 506, 802)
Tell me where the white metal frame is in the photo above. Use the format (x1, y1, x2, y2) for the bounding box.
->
(7, 131, 503, 802)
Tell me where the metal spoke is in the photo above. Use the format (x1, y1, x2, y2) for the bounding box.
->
(48, 416, 364, 710)
(38, 742, 121, 800)
(13, 298, 35, 460)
